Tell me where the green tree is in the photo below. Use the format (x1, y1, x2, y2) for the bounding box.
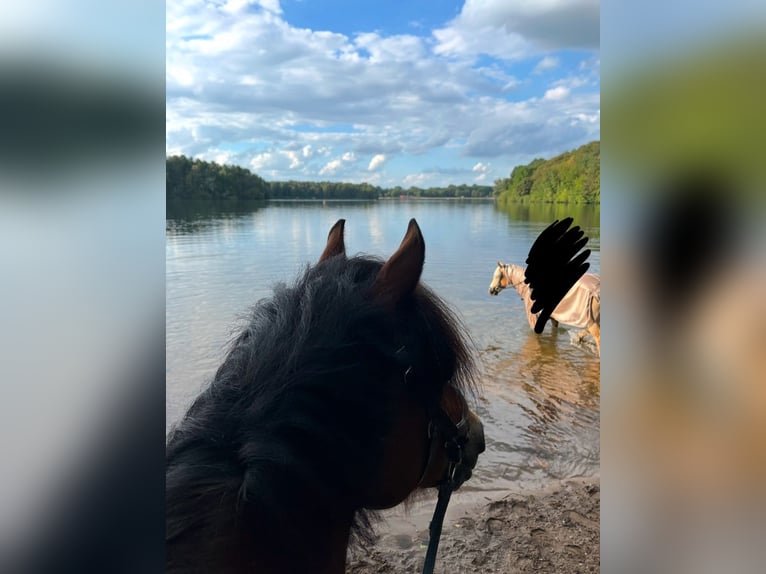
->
(496, 142, 600, 205)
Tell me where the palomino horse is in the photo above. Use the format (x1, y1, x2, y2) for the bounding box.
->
(166, 219, 485, 574)
(489, 262, 601, 356)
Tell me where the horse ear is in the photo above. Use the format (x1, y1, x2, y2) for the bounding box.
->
(319, 219, 346, 263)
(497, 261, 503, 268)
(371, 218, 425, 302)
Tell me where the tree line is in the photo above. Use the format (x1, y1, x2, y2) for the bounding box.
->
(166, 155, 493, 201)
(493, 141, 600, 205)
(167, 155, 270, 200)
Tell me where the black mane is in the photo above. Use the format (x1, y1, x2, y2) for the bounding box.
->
(166, 253, 475, 572)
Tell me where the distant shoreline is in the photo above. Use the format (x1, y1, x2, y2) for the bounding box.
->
(266, 196, 496, 202)
(377, 196, 495, 201)
(167, 197, 600, 205)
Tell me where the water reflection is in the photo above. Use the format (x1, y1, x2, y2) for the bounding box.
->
(495, 202, 601, 240)
(473, 329, 600, 488)
(166, 199, 268, 234)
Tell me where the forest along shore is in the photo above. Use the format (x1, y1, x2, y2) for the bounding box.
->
(347, 477, 600, 574)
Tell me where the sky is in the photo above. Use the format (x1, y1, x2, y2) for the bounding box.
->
(166, 0, 600, 188)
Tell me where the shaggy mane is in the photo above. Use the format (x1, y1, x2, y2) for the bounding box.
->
(166, 254, 476, 572)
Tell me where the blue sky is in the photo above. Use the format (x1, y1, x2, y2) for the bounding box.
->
(167, 0, 600, 188)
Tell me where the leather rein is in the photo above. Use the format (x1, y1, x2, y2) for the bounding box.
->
(396, 346, 471, 574)
(419, 404, 468, 574)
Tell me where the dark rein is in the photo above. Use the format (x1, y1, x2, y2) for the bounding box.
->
(421, 407, 467, 574)
(397, 347, 470, 574)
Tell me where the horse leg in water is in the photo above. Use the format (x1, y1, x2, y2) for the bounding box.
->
(587, 321, 601, 357)
(589, 296, 601, 357)
(550, 318, 559, 329)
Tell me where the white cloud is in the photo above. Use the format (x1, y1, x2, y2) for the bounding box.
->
(403, 173, 428, 187)
(573, 112, 599, 124)
(281, 150, 302, 169)
(461, 92, 600, 158)
(433, 24, 528, 62)
(533, 56, 560, 74)
(472, 162, 492, 182)
(551, 70, 598, 92)
(319, 158, 342, 176)
(222, 0, 282, 16)
(354, 32, 426, 63)
(166, 0, 600, 187)
(434, 0, 599, 60)
(167, 64, 195, 88)
(256, 0, 282, 14)
(213, 151, 237, 165)
(368, 154, 386, 171)
(544, 86, 570, 100)
(250, 152, 275, 170)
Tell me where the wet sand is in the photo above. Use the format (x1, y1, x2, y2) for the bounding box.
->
(347, 477, 599, 573)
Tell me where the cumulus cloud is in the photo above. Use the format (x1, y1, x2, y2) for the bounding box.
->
(434, 0, 599, 60)
(166, 0, 600, 186)
(222, 0, 282, 16)
(544, 86, 570, 100)
(461, 91, 600, 158)
(368, 154, 386, 171)
(534, 55, 560, 74)
(319, 158, 342, 176)
(250, 152, 274, 170)
(317, 150, 357, 176)
(552, 76, 590, 91)
(472, 161, 492, 181)
(281, 149, 302, 169)
(354, 32, 426, 63)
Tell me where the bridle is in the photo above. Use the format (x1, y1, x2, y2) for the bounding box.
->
(396, 346, 471, 574)
(506, 264, 527, 289)
(494, 264, 524, 293)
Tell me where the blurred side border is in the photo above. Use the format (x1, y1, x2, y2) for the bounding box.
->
(0, 2, 166, 573)
(603, 3, 766, 573)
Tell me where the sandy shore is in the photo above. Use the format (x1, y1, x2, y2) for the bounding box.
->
(347, 477, 599, 573)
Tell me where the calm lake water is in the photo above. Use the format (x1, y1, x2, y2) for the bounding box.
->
(166, 199, 600, 491)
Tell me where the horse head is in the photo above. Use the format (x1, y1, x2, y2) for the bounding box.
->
(320, 218, 485, 508)
(489, 262, 526, 295)
(166, 218, 484, 574)
(488, 261, 506, 295)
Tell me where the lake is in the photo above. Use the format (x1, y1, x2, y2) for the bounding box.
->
(166, 199, 600, 491)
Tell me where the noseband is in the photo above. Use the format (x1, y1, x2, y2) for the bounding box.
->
(396, 346, 471, 574)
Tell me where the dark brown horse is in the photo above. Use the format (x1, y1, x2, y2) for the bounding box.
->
(166, 219, 485, 574)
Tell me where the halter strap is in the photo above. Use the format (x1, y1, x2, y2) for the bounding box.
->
(395, 346, 469, 574)
(504, 264, 525, 289)
(402, 363, 469, 489)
